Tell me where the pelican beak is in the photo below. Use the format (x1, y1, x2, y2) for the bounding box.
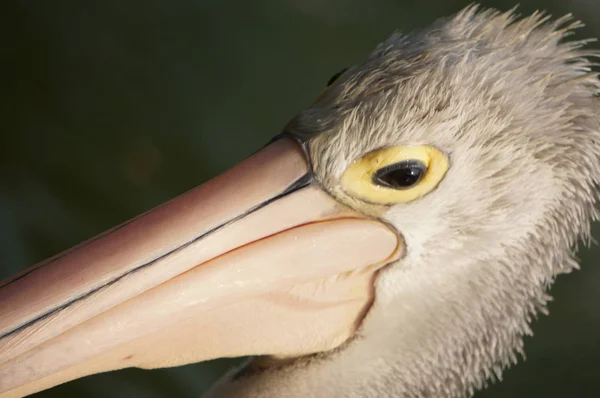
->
(0, 137, 401, 397)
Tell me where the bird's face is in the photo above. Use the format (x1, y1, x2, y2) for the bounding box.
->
(294, 10, 597, 283)
(2, 6, 600, 398)
(217, 11, 598, 395)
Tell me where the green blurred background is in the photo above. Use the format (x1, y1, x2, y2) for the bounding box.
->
(2, 0, 599, 397)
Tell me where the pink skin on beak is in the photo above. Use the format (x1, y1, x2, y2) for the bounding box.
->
(0, 138, 401, 397)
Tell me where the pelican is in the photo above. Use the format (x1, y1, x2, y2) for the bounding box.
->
(1, 5, 599, 397)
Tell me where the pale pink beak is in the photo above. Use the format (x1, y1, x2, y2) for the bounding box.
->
(0, 138, 401, 397)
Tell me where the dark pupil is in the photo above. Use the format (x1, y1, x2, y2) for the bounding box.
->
(327, 67, 348, 86)
(373, 160, 426, 189)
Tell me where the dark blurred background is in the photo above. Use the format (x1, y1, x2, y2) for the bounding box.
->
(1, 0, 599, 397)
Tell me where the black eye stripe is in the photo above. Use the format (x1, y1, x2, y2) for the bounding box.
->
(327, 67, 348, 87)
(373, 160, 427, 190)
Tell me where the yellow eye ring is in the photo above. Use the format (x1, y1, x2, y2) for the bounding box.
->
(339, 145, 449, 205)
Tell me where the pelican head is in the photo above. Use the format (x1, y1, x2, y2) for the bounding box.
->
(1, 5, 599, 398)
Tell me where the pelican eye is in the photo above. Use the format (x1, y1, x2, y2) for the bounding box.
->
(373, 160, 426, 189)
(340, 145, 449, 205)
